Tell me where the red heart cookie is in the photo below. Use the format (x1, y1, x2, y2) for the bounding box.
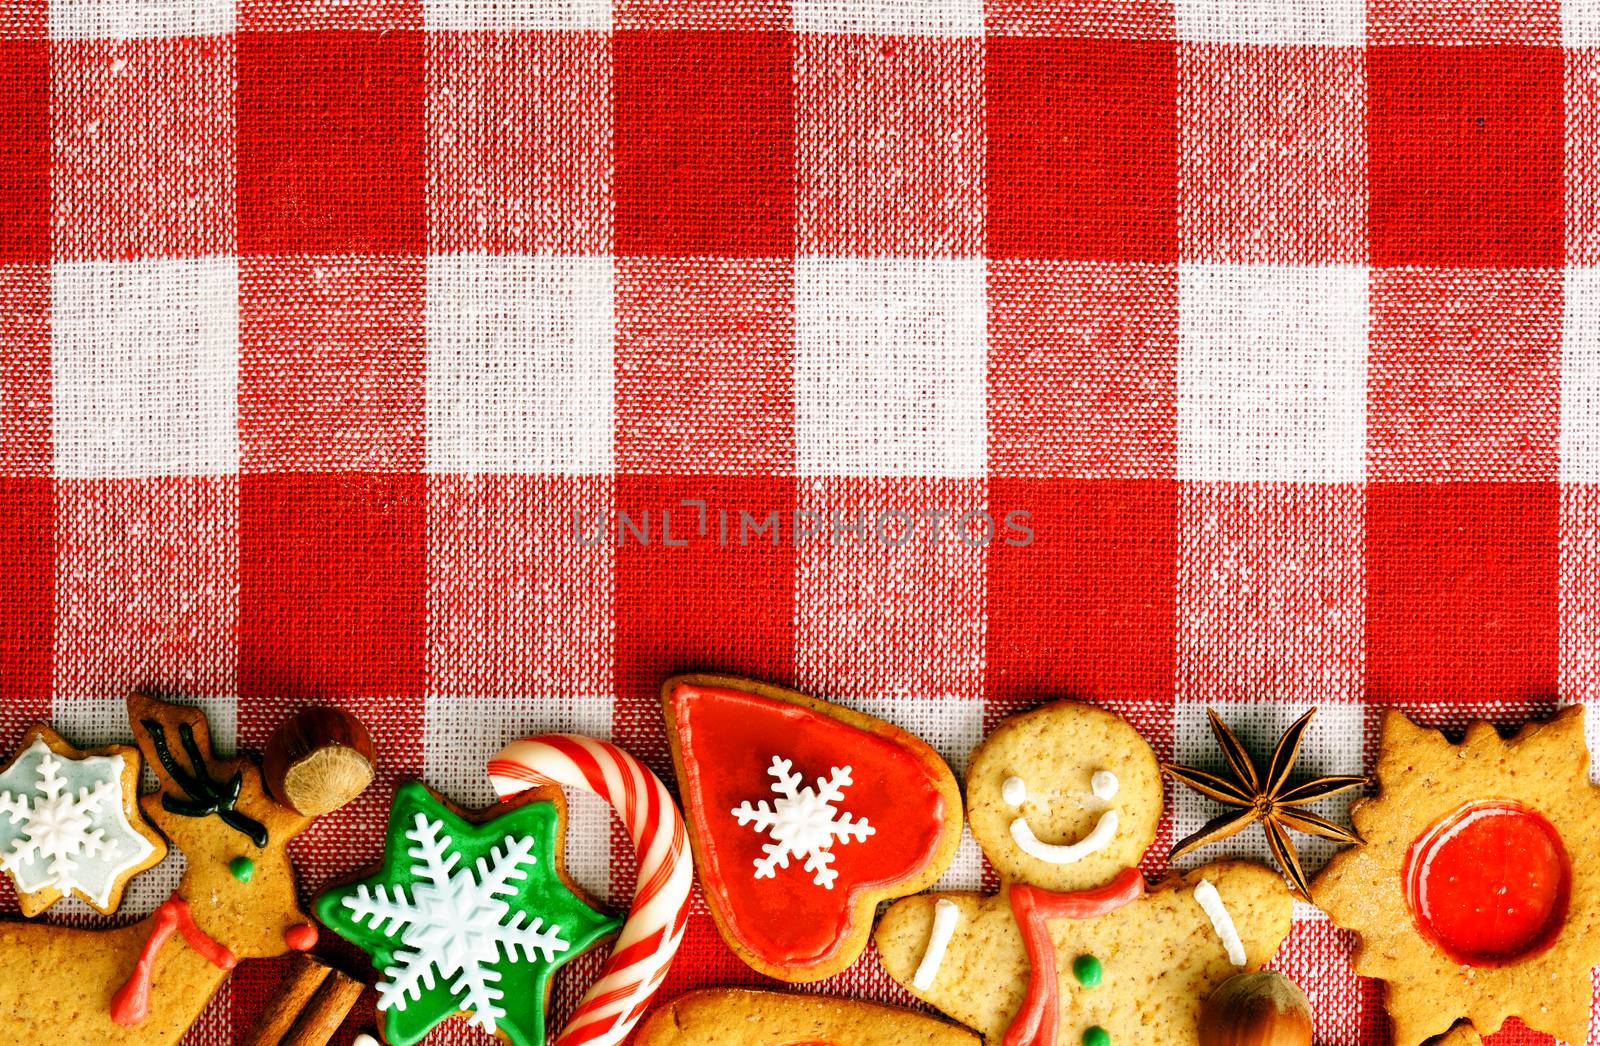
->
(663, 675, 964, 982)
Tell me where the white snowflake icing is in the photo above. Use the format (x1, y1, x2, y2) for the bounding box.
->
(0, 737, 153, 907)
(731, 755, 875, 889)
(340, 812, 570, 1033)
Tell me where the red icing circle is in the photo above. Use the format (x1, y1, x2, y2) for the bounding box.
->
(284, 922, 318, 951)
(1403, 800, 1570, 967)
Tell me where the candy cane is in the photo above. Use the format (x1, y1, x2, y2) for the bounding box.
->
(488, 735, 692, 1046)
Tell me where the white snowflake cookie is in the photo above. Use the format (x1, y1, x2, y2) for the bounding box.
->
(316, 780, 620, 1046)
(0, 727, 166, 915)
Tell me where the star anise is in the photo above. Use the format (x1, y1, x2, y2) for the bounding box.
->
(1162, 708, 1366, 901)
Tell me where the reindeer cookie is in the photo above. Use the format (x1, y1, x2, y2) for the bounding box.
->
(875, 702, 1295, 1046)
(0, 694, 333, 1045)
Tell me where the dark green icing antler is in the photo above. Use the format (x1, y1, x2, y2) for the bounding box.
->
(142, 718, 269, 848)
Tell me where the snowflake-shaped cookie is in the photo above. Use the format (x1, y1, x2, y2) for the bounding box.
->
(317, 781, 621, 1046)
(732, 756, 875, 888)
(0, 731, 162, 914)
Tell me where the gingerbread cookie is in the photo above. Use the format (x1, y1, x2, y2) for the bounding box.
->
(0, 694, 328, 1045)
(966, 700, 1163, 892)
(316, 779, 622, 1046)
(637, 989, 981, 1045)
(663, 674, 963, 982)
(0, 724, 166, 916)
(1313, 707, 1600, 1046)
(875, 701, 1296, 1046)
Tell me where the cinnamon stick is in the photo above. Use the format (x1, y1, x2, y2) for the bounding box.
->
(241, 954, 331, 1046)
(281, 966, 365, 1046)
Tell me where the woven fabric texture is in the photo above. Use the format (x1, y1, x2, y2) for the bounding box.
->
(2, 0, 1598, 1043)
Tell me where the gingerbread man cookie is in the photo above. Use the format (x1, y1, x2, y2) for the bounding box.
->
(1314, 707, 1600, 1046)
(875, 702, 1295, 1046)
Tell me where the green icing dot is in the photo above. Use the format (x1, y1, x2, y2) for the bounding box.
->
(1072, 954, 1103, 987)
(1082, 1027, 1110, 1046)
(229, 856, 254, 883)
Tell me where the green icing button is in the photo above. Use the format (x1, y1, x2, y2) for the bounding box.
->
(229, 856, 254, 883)
(1072, 953, 1103, 987)
(1082, 1027, 1110, 1046)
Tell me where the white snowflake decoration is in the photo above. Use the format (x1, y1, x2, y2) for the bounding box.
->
(341, 813, 570, 1033)
(0, 737, 152, 907)
(731, 755, 875, 889)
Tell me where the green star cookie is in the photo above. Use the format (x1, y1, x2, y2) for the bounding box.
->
(316, 780, 620, 1046)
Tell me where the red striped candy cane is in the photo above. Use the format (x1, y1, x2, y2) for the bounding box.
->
(487, 735, 692, 1046)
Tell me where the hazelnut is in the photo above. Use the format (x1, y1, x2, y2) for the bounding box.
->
(263, 707, 376, 816)
(1198, 971, 1313, 1046)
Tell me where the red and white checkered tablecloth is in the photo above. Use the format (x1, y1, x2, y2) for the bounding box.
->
(2, 0, 1598, 1042)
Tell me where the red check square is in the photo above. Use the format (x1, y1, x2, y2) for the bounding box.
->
(1369, 44, 1563, 267)
(0, 40, 48, 264)
(1368, 482, 1559, 705)
(987, 37, 1177, 261)
(241, 472, 427, 700)
(0, 475, 51, 715)
(239, 30, 425, 255)
(615, 30, 793, 256)
(987, 477, 1178, 720)
(612, 474, 796, 774)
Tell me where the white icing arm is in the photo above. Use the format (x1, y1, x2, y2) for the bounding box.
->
(911, 898, 961, 991)
(1009, 809, 1119, 865)
(1194, 878, 1247, 967)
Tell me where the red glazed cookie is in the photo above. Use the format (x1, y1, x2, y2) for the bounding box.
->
(1314, 708, 1600, 1046)
(663, 674, 964, 982)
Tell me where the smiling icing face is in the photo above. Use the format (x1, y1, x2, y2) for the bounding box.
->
(965, 702, 1163, 892)
(1002, 769, 1121, 865)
